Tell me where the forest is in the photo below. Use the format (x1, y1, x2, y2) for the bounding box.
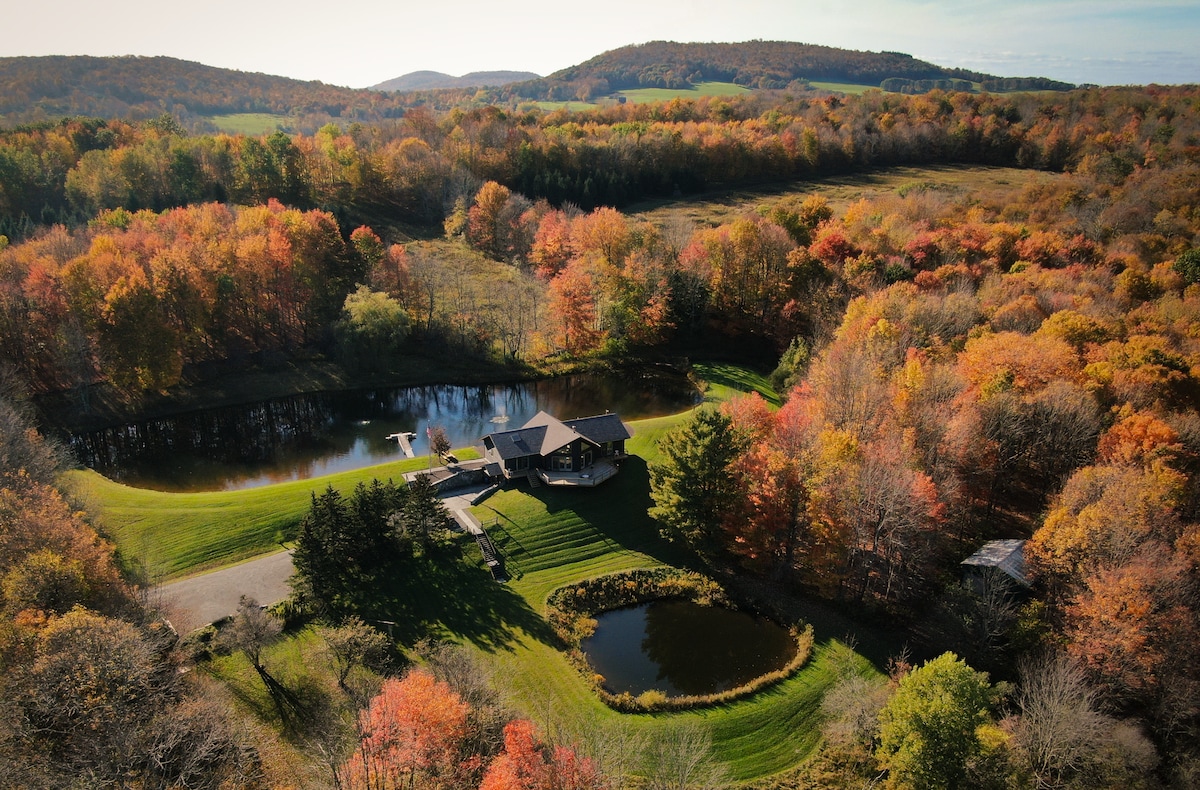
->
(512, 40, 1073, 100)
(1, 72, 1200, 788)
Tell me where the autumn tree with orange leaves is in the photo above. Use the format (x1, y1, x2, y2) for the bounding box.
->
(479, 719, 607, 790)
(342, 669, 479, 790)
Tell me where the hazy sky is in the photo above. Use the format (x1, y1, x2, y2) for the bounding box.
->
(5, 0, 1197, 88)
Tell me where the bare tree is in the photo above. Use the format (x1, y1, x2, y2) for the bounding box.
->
(220, 596, 304, 727)
(821, 672, 892, 760)
(1013, 652, 1159, 789)
(221, 596, 282, 676)
(643, 725, 731, 790)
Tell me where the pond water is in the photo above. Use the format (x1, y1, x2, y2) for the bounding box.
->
(580, 600, 797, 697)
(68, 370, 696, 492)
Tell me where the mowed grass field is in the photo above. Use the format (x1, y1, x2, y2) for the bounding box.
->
(807, 80, 878, 95)
(61, 448, 480, 580)
(203, 113, 292, 135)
(70, 362, 884, 781)
(460, 364, 876, 780)
(618, 81, 752, 104)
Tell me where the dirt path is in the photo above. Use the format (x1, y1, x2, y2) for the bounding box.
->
(159, 483, 498, 632)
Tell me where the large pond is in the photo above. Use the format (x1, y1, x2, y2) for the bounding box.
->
(580, 600, 797, 697)
(68, 370, 696, 492)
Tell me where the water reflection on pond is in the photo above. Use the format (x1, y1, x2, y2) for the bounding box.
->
(580, 600, 797, 697)
(69, 371, 696, 492)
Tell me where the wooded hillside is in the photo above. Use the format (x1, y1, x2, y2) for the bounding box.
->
(0, 42, 1076, 130)
(3, 76, 1200, 787)
(508, 40, 1074, 100)
(0, 55, 409, 127)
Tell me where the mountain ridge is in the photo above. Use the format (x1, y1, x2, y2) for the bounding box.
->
(0, 42, 1076, 129)
(507, 40, 1073, 99)
(370, 70, 540, 91)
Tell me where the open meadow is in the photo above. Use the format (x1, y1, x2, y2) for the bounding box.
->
(627, 163, 1060, 227)
(202, 112, 293, 134)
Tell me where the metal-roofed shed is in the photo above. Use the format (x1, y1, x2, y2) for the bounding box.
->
(961, 539, 1030, 591)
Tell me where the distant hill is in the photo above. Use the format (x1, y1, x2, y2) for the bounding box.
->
(507, 40, 1074, 100)
(0, 55, 410, 127)
(372, 70, 540, 91)
(0, 45, 1075, 130)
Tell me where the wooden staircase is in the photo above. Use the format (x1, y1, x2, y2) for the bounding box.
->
(474, 530, 506, 580)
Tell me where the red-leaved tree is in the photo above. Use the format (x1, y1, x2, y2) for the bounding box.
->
(479, 719, 607, 790)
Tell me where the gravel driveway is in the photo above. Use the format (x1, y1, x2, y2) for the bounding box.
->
(159, 549, 295, 633)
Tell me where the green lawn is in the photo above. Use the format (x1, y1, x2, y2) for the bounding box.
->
(618, 82, 752, 104)
(534, 100, 600, 112)
(204, 113, 292, 135)
(691, 361, 780, 407)
(807, 80, 878, 95)
(61, 448, 480, 580)
(72, 363, 883, 781)
(445, 366, 861, 781)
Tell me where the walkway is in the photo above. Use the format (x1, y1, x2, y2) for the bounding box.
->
(158, 481, 500, 631)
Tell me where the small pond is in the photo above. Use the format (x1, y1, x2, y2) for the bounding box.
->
(580, 600, 797, 697)
(67, 369, 696, 492)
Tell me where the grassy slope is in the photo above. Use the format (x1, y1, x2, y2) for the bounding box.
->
(61, 448, 480, 580)
(807, 80, 876, 95)
(75, 362, 878, 781)
(203, 113, 292, 135)
(460, 363, 860, 780)
(618, 82, 752, 103)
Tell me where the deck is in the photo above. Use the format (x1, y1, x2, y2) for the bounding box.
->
(535, 457, 620, 487)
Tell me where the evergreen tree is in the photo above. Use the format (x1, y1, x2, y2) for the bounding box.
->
(395, 474, 449, 549)
(649, 406, 746, 562)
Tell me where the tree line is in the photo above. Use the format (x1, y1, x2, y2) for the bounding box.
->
(4, 83, 1195, 241)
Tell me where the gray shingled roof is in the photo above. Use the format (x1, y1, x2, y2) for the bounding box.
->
(563, 413, 632, 445)
(523, 411, 592, 455)
(485, 425, 548, 461)
(482, 411, 631, 460)
(961, 539, 1029, 586)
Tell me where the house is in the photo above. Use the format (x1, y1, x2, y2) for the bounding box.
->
(479, 410, 631, 487)
(960, 539, 1030, 593)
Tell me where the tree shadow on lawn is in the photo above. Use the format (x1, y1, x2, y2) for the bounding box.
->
(487, 457, 693, 572)
(359, 540, 559, 653)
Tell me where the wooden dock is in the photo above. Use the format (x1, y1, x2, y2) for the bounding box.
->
(386, 431, 416, 458)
